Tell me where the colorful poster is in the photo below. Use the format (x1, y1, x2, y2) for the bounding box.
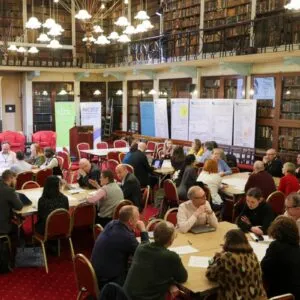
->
(140, 101, 155, 136)
(154, 98, 169, 138)
(80, 102, 102, 147)
(55, 102, 76, 147)
(171, 98, 189, 140)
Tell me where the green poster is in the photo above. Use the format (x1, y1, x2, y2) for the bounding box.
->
(55, 102, 76, 147)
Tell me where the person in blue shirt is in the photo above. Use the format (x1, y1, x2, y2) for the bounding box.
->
(211, 148, 232, 176)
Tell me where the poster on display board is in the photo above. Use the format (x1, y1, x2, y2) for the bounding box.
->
(154, 98, 169, 138)
(140, 101, 155, 136)
(171, 98, 189, 140)
(80, 102, 102, 147)
(55, 102, 76, 147)
(253, 77, 275, 107)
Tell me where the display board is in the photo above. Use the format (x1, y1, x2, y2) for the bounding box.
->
(55, 102, 76, 147)
(140, 101, 155, 136)
(253, 77, 275, 106)
(171, 98, 189, 140)
(80, 102, 102, 147)
(233, 99, 257, 148)
(154, 98, 169, 138)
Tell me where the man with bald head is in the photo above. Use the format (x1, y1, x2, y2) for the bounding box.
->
(245, 160, 276, 199)
(91, 205, 149, 288)
(78, 158, 100, 189)
(115, 164, 142, 211)
(263, 148, 283, 177)
(177, 186, 218, 233)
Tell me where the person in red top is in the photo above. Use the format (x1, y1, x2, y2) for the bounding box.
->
(278, 162, 300, 196)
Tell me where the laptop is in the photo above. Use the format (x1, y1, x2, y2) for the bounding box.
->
(152, 159, 163, 169)
(190, 224, 216, 234)
(17, 192, 32, 206)
(161, 159, 172, 168)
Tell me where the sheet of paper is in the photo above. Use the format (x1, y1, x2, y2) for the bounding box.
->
(222, 177, 247, 191)
(69, 188, 85, 194)
(188, 256, 211, 268)
(249, 233, 274, 244)
(249, 241, 268, 261)
(168, 245, 199, 255)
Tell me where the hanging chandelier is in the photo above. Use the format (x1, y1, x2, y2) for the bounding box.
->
(94, 35, 111, 45)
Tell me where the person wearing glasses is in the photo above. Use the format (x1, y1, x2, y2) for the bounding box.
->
(284, 192, 300, 236)
(177, 186, 218, 233)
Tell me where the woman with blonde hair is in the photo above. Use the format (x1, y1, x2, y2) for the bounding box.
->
(161, 139, 173, 159)
(28, 143, 45, 167)
(188, 139, 204, 157)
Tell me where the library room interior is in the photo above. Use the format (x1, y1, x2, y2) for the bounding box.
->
(1, 0, 300, 299)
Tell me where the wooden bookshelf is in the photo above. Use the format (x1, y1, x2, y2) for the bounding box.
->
(159, 78, 192, 99)
(256, 0, 289, 16)
(108, 81, 123, 131)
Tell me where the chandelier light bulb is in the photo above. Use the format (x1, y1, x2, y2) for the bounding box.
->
(37, 33, 51, 42)
(47, 39, 62, 49)
(148, 89, 157, 95)
(134, 10, 150, 20)
(124, 0, 128, 3)
(115, 16, 130, 27)
(58, 88, 67, 96)
(17, 46, 27, 53)
(28, 46, 39, 54)
(26, 16, 42, 29)
(75, 9, 92, 20)
(142, 20, 154, 29)
(43, 18, 56, 29)
(135, 23, 147, 33)
(101, 3, 105, 9)
(82, 35, 96, 43)
(94, 35, 111, 45)
(123, 25, 135, 35)
(118, 34, 131, 43)
(93, 25, 104, 33)
(285, 0, 300, 9)
(108, 31, 120, 40)
(7, 44, 18, 51)
(93, 90, 102, 96)
(116, 90, 123, 95)
(42, 90, 48, 96)
(48, 23, 64, 36)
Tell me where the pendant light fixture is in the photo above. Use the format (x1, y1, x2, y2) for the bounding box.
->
(28, 46, 39, 54)
(47, 39, 62, 49)
(93, 89, 102, 96)
(26, 0, 42, 29)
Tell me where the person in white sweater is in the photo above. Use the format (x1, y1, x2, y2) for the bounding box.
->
(177, 186, 218, 233)
(197, 159, 223, 207)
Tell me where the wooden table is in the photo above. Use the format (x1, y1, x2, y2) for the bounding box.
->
(81, 147, 130, 157)
(154, 167, 175, 187)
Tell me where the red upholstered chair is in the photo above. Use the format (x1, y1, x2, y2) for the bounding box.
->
(57, 151, 70, 170)
(36, 168, 53, 187)
(0, 131, 25, 152)
(107, 159, 120, 181)
(74, 253, 100, 300)
(72, 203, 96, 232)
(113, 140, 127, 148)
(146, 218, 164, 231)
(147, 141, 157, 153)
(113, 200, 133, 220)
(155, 143, 164, 158)
(33, 208, 74, 273)
(164, 208, 178, 226)
(141, 185, 150, 214)
(93, 224, 104, 240)
(21, 181, 40, 189)
(32, 131, 56, 150)
(16, 171, 34, 190)
(163, 179, 180, 207)
(107, 151, 120, 162)
(77, 143, 90, 160)
(96, 142, 108, 149)
(269, 294, 295, 300)
(266, 191, 286, 215)
(56, 156, 64, 171)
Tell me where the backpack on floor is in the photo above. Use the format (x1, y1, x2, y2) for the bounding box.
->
(0, 239, 11, 274)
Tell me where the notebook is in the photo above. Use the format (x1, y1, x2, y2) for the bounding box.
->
(190, 224, 216, 234)
(161, 159, 172, 168)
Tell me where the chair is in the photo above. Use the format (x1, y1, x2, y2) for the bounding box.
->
(32, 131, 56, 150)
(33, 209, 74, 273)
(57, 151, 71, 170)
(140, 185, 150, 214)
(107, 151, 120, 162)
(113, 139, 127, 148)
(36, 168, 53, 187)
(72, 203, 96, 231)
(96, 142, 108, 149)
(113, 200, 133, 219)
(107, 159, 120, 181)
(147, 141, 157, 154)
(16, 171, 34, 190)
(156, 143, 164, 158)
(269, 294, 295, 300)
(0, 131, 26, 152)
(232, 197, 246, 223)
(62, 146, 69, 154)
(266, 191, 286, 215)
(231, 167, 240, 174)
(119, 152, 126, 162)
(164, 208, 178, 226)
(77, 142, 90, 160)
(163, 179, 180, 207)
(157, 149, 164, 160)
(74, 253, 99, 300)
(122, 163, 134, 173)
(93, 224, 104, 241)
(146, 218, 164, 231)
(21, 181, 40, 189)
(56, 156, 64, 171)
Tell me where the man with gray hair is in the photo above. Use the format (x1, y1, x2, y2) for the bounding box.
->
(78, 158, 100, 189)
(124, 221, 188, 300)
(177, 186, 218, 233)
(284, 193, 300, 236)
(245, 160, 276, 199)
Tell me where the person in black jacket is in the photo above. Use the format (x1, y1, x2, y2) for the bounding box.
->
(35, 176, 69, 235)
(263, 148, 283, 177)
(78, 158, 100, 189)
(237, 187, 274, 236)
(0, 170, 23, 234)
(115, 164, 142, 211)
(261, 216, 300, 299)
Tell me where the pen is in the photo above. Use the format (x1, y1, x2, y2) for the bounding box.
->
(187, 240, 192, 245)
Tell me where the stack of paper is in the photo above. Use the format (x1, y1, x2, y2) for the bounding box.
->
(249, 241, 269, 261)
(168, 245, 199, 255)
(188, 256, 211, 268)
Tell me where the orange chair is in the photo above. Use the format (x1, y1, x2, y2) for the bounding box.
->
(16, 171, 34, 190)
(119, 152, 126, 162)
(77, 142, 90, 160)
(231, 167, 240, 173)
(32, 131, 56, 150)
(21, 181, 40, 189)
(72, 203, 96, 232)
(96, 142, 108, 149)
(107, 159, 120, 181)
(33, 209, 74, 273)
(113, 139, 127, 148)
(266, 191, 286, 215)
(113, 200, 133, 219)
(36, 168, 53, 187)
(163, 179, 180, 208)
(93, 224, 104, 241)
(146, 218, 164, 231)
(74, 253, 100, 300)
(269, 294, 295, 300)
(107, 151, 120, 162)
(164, 208, 178, 226)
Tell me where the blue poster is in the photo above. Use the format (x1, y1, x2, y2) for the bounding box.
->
(140, 101, 155, 136)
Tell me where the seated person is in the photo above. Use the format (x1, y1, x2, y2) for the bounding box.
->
(188, 139, 204, 158)
(122, 140, 139, 164)
(263, 148, 283, 177)
(284, 192, 300, 236)
(176, 154, 197, 200)
(177, 186, 218, 233)
(237, 187, 274, 236)
(170, 146, 185, 171)
(278, 162, 300, 196)
(161, 139, 174, 159)
(35, 176, 69, 235)
(261, 216, 300, 299)
(0, 170, 23, 235)
(28, 143, 45, 167)
(10, 151, 32, 174)
(0, 142, 16, 174)
(211, 148, 232, 177)
(40, 147, 62, 176)
(115, 164, 142, 211)
(206, 229, 266, 300)
(77, 158, 100, 189)
(91, 205, 149, 288)
(198, 141, 214, 163)
(296, 153, 300, 178)
(124, 221, 188, 300)
(245, 161, 276, 200)
(87, 170, 124, 227)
